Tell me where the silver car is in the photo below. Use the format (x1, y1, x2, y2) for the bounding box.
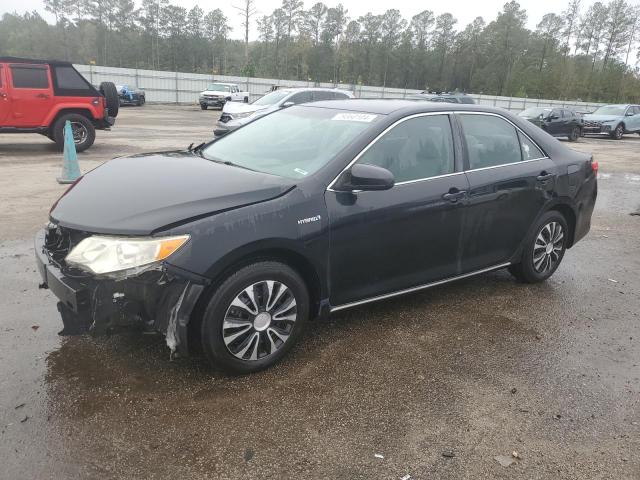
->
(214, 87, 355, 137)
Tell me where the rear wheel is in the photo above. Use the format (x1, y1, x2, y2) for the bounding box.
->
(200, 104, 208, 110)
(137, 96, 145, 106)
(243, 96, 249, 103)
(52, 113, 96, 152)
(99, 81, 119, 118)
(200, 261, 309, 374)
(508, 211, 568, 283)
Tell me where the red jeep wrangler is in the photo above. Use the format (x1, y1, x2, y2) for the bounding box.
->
(0, 57, 119, 152)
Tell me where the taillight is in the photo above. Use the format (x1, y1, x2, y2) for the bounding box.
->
(591, 159, 599, 175)
(92, 97, 100, 106)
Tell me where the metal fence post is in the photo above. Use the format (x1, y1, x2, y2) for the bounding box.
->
(175, 71, 179, 104)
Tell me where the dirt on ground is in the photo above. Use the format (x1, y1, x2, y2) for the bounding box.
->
(0, 105, 639, 479)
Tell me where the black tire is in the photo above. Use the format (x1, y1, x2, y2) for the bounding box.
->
(568, 126, 580, 142)
(137, 96, 145, 106)
(508, 210, 568, 283)
(200, 261, 309, 374)
(243, 96, 249, 103)
(99, 81, 119, 118)
(610, 123, 624, 140)
(52, 113, 96, 152)
(200, 104, 208, 110)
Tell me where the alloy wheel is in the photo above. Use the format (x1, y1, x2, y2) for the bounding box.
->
(70, 121, 88, 145)
(614, 125, 623, 139)
(222, 280, 297, 361)
(533, 221, 564, 273)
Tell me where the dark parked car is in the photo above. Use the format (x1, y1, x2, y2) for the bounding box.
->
(406, 92, 476, 104)
(35, 101, 597, 373)
(518, 107, 582, 141)
(116, 85, 145, 106)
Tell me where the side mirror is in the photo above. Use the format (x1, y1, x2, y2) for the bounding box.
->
(282, 101, 295, 108)
(548, 114, 559, 120)
(333, 164, 395, 192)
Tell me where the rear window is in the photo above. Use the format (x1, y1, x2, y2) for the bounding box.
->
(10, 65, 49, 89)
(459, 114, 522, 169)
(53, 66, 91, 90)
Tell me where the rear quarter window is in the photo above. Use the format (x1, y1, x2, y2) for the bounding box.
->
(10, 65, 49, 89)
(53, 66, 91, 90)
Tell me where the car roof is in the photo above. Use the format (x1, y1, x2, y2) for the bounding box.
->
(0, 56, 72, 66)
(302, 99, 504, 115)
(209, 82, 237, 86)
(278, 87, 352, 93)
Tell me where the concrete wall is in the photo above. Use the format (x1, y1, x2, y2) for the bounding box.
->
(76, 63, 605, 113)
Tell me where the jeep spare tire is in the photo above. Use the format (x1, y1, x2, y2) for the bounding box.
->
(99, 81, 119, 118)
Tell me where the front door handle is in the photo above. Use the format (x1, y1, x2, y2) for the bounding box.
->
(442, 188, 467, 203)
(536, 172, 554, 182)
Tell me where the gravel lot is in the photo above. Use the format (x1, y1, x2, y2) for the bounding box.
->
(0, 105, 639, 479)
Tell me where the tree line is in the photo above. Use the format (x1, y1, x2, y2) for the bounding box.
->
(1, 0, 639, 102)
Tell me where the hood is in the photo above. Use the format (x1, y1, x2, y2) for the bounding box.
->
(582, 114, 621, 122)
(201, 90, 228, 96)
(223, 102, 270, 115)
(51, 152, 295, 235)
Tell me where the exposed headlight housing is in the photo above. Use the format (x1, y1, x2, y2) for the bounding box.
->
(65, 235, 189, 275)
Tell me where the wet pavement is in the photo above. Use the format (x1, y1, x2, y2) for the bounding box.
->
(1, 106, 639, 479)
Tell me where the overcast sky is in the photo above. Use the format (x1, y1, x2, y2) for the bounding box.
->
(1, 0, 605, 40)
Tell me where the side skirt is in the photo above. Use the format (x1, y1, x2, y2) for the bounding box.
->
(330, 262, 511, 313)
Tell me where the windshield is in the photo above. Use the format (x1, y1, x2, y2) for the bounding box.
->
(519, 107, 552, 117)
(592, 105, 627, 115)
(201, 106, 380, 179)
(253, 90, 291, 106)
(207, 84, 231, 92)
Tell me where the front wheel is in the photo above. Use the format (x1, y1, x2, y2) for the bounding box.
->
(200, 104, 208, 110)
(509, 211, 568, 283)
(200, 261, 309, 374)
(610, 124, 624, 140)
(568, 126, 580, 142)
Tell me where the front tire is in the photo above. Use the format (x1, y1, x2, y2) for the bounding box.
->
(52, 113, 96, 152)
(200, 261, 309, 374)
(200, 104, 208, 110)
(568, 126, 580, 142)
(610, 124, 624, 140)
(509, 211, 568, 283)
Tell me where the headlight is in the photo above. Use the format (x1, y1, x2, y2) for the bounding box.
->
(65, 235, 189, 275)
(232, 111, 255, 119)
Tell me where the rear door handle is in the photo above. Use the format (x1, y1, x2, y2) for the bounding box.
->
(536, 172, 554, 182)
(35, 93, 49, 99)
(442, 189, 467, 203)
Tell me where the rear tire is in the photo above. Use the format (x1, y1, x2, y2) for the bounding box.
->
(99, 81, 119, 118)
(52, 113, 96, 153)
(508, 211, 568, 283)
(244, 97, 249, 103)
(200, 104, 208, 110)
(200, 261, 309, 374)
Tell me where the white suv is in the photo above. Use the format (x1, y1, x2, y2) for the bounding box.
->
(199, 83, 250, 110)
(215, 87, 355, 136)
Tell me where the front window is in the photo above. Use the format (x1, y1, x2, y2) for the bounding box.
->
(207, 84, 231, 92)
(252, 90, 291, 106)
(201, 106, 379, 179)
(592, 105, 627, 116)
(357, 114, 455, 182)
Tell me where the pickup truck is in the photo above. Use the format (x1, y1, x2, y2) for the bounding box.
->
(199, 83, 249, 110)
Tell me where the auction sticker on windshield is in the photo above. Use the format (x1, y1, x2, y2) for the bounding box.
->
(331, 113, 378, 122)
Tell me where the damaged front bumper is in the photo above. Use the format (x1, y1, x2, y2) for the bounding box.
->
(34, 228, 206, 356)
